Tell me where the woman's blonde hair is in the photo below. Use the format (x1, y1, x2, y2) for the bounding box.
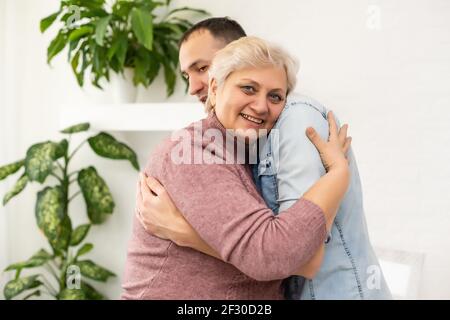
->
(205, 36, 299, 112)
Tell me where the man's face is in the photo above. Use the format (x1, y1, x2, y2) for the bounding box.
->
(179, 30, 226, 104)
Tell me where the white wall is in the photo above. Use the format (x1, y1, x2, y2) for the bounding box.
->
(0, 0, 10, 294)
(1, 0, 449, 299)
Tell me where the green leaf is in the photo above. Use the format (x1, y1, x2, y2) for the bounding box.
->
(25, 141, 64, 183)
(70, 224, 91, 246)
(35, 186, 72, 252)
(71, 51, 84, 86)
(4, 249, 52, 272)
(58, 282, 104, 300)
(133, 50, 151, 87)
(107, 32, 128, 69)
(68, 25, 94, 42)
(167, 17, 193, 30)
(162, 59, 176, 97)
(163, 41, 180, 68)
(91, 44, 107, 88)
(58, 288, 86, 300)
(76, 243, 93, 257)
(78, 0, 106, 10)
(3, 174, 28, 206)
(77, 167, 114, 224)
(76, 260, 115, 282)
(155, 22, 183, 37)
(146, 54, 161, 85)
(81, 281, 104, 300)
(47, 31, 68, 64)
(61, 122, 90, 134)
(88, 132, 139, 170)
(40, 11, 60, 33)
(4, 275, 42, 300)
(0, 159, 24, 181)
(130, 7, 153, 51)
(95, 16, 111, 46)
(165, 7, 209, 19)
(112, 1, 134, 18)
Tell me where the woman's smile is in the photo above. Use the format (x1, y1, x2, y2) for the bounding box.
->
(239, 112, 265, 126)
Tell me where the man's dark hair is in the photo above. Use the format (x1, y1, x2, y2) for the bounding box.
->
(179, 17, 247, 47)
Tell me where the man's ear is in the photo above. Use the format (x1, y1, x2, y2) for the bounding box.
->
(208, 77, 218, 106)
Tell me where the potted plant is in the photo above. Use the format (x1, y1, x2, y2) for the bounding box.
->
(0, 122, 139, 299)
(41, 0, 209, 102)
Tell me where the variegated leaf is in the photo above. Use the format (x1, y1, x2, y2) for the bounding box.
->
(88, 133, 139, 170)
(76, 260, 115, 282)
(4, 249, 52, 272)
(35, 186, 71, 251)
(70, 224, 91, 246)
(25, 140, 67, 183)
(77, 167, 114, 224)
(3, 173, 28, 205)
(4, 275, 42, 300)
(0, 159, 24, 181)
(61, 123, 90, 134)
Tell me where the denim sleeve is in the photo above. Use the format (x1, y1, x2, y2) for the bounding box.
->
(274, 103, 330, 212)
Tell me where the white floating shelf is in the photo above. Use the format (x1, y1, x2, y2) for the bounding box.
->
(59, 103, 206, 132)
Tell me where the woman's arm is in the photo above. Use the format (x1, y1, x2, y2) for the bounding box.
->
(139, 112, 349, 281)
(137, 173, 324, 278)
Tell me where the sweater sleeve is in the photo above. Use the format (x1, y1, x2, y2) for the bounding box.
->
(147, 154, 327, 281)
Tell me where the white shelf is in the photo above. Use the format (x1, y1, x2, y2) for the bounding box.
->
(59, 103, 206, 132)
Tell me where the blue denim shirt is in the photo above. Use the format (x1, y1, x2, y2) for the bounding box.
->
(253, 94, 392, 299)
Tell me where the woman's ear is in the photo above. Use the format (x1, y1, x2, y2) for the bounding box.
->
(208, 78, 218, 107)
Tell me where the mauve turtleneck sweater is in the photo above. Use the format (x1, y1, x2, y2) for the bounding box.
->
(121, 112, 327, 300)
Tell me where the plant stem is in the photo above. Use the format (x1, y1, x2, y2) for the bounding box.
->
(68, 191, 81, 203)
(50, 172, 63, 183)
(56, 160, 65, 174)
(68, 140, 87, 163)
(60, 138, 70, 292)
(68, 170, 80, 178)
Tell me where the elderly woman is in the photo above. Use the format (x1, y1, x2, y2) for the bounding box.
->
(121, 36, 351, 299)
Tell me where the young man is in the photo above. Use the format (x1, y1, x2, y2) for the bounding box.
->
(135, 17, 391, 299)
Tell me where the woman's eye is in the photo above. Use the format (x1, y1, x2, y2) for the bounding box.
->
(199, 66, 208, 72)
(269, 94, 283, 103)
(241, 86, 255, 94)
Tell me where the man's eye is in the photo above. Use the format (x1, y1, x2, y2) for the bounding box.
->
(182, 73, 189, 80)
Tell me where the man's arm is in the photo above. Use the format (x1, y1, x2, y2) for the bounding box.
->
(274, 99, 341, 277)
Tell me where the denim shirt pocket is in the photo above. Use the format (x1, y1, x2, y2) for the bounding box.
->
(257, 154, 280, 215)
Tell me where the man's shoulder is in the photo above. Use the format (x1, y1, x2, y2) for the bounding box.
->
(277, 93, 329, 129)
(285, 93, 328, 116)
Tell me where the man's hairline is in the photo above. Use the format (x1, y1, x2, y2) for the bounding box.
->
(179, 31, 229, 74)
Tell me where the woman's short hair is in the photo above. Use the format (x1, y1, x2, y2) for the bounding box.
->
(205, 36, 299, 112)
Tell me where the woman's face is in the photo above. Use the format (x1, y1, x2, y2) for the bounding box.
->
(210, 66, 288, 138)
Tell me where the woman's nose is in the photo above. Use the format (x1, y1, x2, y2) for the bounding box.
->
(250, 96, 269, 116)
